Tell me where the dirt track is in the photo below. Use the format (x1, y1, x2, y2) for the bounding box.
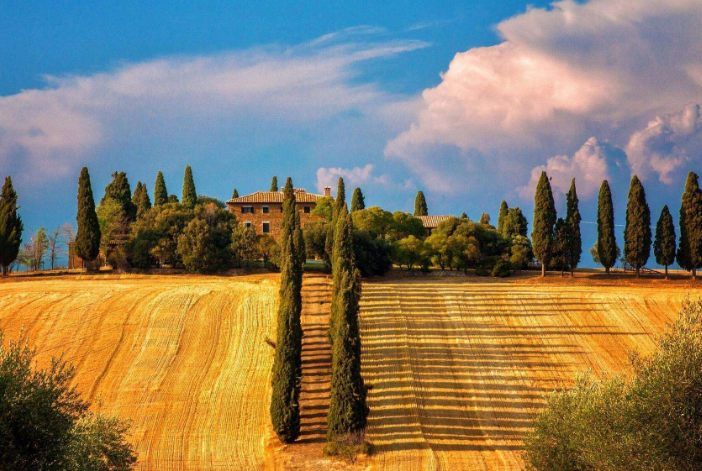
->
(0, 274, 278, 471)
(359, 277, 697, 471)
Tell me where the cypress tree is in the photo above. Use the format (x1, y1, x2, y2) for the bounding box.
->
(324, 178, 346, 262)
(414, 191, 428, 216)
(133, 182, 152, 220)
(654, 205, 676, 279)
(0, 176, 23, 275)
(327, 208, 368, 441)
(270, 177, 303, 443)
(624, 176, 652, 277)
(532, 172, 556, 276)
(270, 176, 279, 192)
(497, 201, 509, 235)
(154, 171, 168, 206)
(552, 217, 572, 277)
(75, 167, 101, 270)
(182, 165, 197, 208)
(232, 188, 239, 199)
(101, 171, 136, 220)
(351, 187, 365, 212)
(677, 172, 702, 279)
(597, 180, 618, 274)
(566, 179, 582, 276)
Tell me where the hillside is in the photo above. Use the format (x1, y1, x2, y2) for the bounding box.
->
(0, 274, 278, 471)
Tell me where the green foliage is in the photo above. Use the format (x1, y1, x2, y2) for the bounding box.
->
(425, 232, 450, 269)
(525, 300, 702, 471)
(153, 171, 168, 207)
(0, 176, 23, 275)
(597, 180, 618, 273)
(101, 172, 136, 221)
(351, 187, 365, 212)
(167, 194, 179, 204)
(176, 204, 235, 273)
(497, 201, 509, 235)
(303, 222, 328, 261)
(623, 176, 652, 274)
(479, 212, 491, 225)
(654, 205, 676, 272)
(551, 218, 572, 274)
(566, 179, 582, 272)
(270, 178, 303, 443)
(414, 191, 428, 216)
(510, 235, 533, 270)
(677, 172, 702, 274)
(532, 172, 556, 274)
(181, 165, 197, 209)
(96, 199, 130, 268)
(351, 207, 424, 241)
(324, 178, 346, 265)
(231, 188, 239, 199)
(132, 182, 152, 220)
(0, 328, 137, 471)
(270, 176, 278, 192)
(128, 203, 194, 268)
(491, 259, 511, 277)
(196, 195, 225, 209)
(312, 196, 334, 223)
(75, 167, 102, 265)
(502, 207, 528, 238)
(257, 234, 280, 269)
(328, 210, 368, 441)
(351, 231, 392, 277)
(394, 235, 428, 270)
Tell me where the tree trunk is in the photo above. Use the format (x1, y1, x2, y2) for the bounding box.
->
(541, 263, 546, 277)
(1, 265, 7, 276)
(636, 267, 640, 278)
(694, 268, 697, 280)
(665, 265, 668, 280)
(605, 266, 610, 275)
(570, 269, 574, 278)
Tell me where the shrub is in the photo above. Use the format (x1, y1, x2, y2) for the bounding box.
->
(525, 299, 702, 471)
(352, 231, 392, 277)
(475, 265, 489, 276)
(491, 260, 512, 277)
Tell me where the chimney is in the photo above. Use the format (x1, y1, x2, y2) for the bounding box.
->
(324, 186, 331, 197)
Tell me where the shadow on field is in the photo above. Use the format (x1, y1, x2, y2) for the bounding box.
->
(359, 283, 648, 453)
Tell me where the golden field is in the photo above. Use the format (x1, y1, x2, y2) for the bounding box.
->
(1, 272, 700, 471)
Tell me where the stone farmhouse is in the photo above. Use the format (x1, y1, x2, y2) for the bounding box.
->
(227, 186, 331, 240)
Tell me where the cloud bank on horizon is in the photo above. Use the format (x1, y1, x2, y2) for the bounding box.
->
(386, 0, 702, 200)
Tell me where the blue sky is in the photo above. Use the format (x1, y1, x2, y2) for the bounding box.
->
(2, 0, 702, 268)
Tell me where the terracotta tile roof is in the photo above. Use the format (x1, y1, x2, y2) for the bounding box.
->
(227, 189, 325, 204)
(417, 215, 453, 229)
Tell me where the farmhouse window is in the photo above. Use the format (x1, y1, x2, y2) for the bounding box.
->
(303, 206, 311, 214)
(263, 206, 270, 214)
(262, 222, 270, 233)
(242, 206, 254, 214)
(244, 222, 252, 228)
(280, 206, 284, 213)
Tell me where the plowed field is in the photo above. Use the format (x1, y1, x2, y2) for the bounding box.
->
(0, 274, 278, 471)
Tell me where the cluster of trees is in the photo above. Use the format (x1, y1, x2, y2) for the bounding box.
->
(72, 166, 279, 274)
(525, 299, 702, 471)
(0, 327, 137, 470)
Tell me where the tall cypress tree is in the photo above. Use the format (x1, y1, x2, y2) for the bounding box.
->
(552, 217, 572, 277)
(132, 182, 152, 220)
(232, 188, 239, 199)
(270, 177, 303, 443)
(270, 176, 279, 192)
(414, 191, 428, 216)
(624, 176, 651, 277)
(154, 171, 168, 207)
(532, 172, 556, 277)
(351, 187, 365, 212)
(654, 205, 676, 279)
(75, 167, 101, 269)
(597, 180, 618, 274)
(677, 172, 702, 279)
(497, 201, 509, 235)
(327, 208, 368, 442)
(566, 179, 582, 276)
(324, 178, 346, 263)
(101, 171, 136, 220)
(0, 176, 23, 275)
(182, 165, 197, 208)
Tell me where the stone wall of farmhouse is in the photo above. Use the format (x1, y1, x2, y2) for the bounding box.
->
(227, 202, 323, 240)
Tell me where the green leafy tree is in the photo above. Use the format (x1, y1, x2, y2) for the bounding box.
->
(351, 187, 365, 212)
(597, 180, 618, 274)
(532, 172, 556, 276)
(566, 179, 582, 276)
(0, 328, 137, 471)
(394, 235, 427, 271)
(0, 176, 23, 275)
(270, 176, 278, 192)
(181, 165, 197, 209)
(270, 178, 303, 443)
(177, 204, 235, 273)
(654, 205, 676, 279)
(624, 176, 652, 277)
(327, 209, 368, 443)
(677, 172, 702, 279)
(128, 203, 194, 268)
(497, 201, 509, 235)
(414, 191, 428, 216)
(153, 171, 168, 206)
(311, 196, 334, 222)
(101, 172, 136, 221)
(503, 207, 528, 238)
(231, 225, 259, 269)
(75, 168, 101, 269)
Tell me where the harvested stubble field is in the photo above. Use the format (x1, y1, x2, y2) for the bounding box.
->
(359, 275, 701, 471)
(0, 273, 278, 471)
(1, 272, 699, 471)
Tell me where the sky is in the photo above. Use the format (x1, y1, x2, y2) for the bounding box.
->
(2, 0, 702, 268)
